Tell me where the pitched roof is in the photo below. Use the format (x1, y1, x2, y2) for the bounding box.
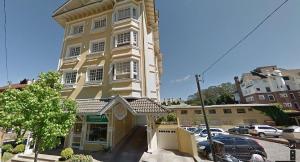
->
(128, 98, 169, 113)
(77, 99, 108, 114)
(76, 96, 168, 114)
(0, 83, 28, 92)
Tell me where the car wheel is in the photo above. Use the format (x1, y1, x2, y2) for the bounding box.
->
(207, 152, 213, 161)
(258, 133, 266, 138)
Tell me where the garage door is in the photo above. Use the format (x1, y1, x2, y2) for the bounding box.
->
(157, 128, 178, 150)
(135, 115, 147, 126)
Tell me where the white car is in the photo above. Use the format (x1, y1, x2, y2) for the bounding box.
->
(282, 126, 300, 143)
(182, 127, 198, 133)
(249, 125, 282, 138)
(198, 128, 229, 137)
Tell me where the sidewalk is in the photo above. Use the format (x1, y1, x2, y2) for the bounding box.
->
(140, 149, 195, 162)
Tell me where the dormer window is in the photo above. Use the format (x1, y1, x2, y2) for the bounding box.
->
(113, 5, 139, 22)
(70, 22, 84, 35)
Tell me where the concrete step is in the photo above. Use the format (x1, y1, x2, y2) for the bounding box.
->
(11, 153, 60, 162)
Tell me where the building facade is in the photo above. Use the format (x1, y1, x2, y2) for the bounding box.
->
(234, 66, 300, 110)
(168, 104, 274, 129)
(53, 0, 166, 151)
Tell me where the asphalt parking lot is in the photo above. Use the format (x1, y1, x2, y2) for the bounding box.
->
(198, 136, 300, 162)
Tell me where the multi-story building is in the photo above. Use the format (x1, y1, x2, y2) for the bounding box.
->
(234, 66, 300, 110)
(53, 0, 167, 152)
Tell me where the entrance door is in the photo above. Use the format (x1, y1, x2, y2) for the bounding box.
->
(136, 115, 147, 126)
(157, 128, 178, 150)
(71, 122, 82, 148)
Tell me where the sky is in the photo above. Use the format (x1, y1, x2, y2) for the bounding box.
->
(0, 0, 300, 100)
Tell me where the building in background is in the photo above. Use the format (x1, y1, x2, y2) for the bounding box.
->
(53, 0, 166, 152)
(234, 66, 300, 110)
(0, 79, 34, 92)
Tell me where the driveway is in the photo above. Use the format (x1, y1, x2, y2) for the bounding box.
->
(110, 126, 148, 162)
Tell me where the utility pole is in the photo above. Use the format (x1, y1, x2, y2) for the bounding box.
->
(195, 74, 216, 161)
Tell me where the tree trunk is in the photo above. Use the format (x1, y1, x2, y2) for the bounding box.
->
(34, 139, 39, 162)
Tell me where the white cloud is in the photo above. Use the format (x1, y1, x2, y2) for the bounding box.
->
(171, 75, 191, 83)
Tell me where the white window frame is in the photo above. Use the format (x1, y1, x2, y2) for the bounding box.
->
(69, 21, 85, 36)
(279, 93, 288, 98)
(62, 70, 78, 87)
(86, 66, 104, 84)
(112, 59, 140, 81)
(66, 43, 82, 58)
(113, 4, 139, 23)
(268, 95, 275, 101)
(112, 30, 139, 48)
(89, 39, 106, 54)
(91, 16, 107, 32)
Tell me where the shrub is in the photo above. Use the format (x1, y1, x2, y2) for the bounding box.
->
(2, 152, 14, 162)
(1, 144, 13, 153)
(12, 144, 25, 154)
(68, 154, 93, 162)
(61, 147, 74, 160)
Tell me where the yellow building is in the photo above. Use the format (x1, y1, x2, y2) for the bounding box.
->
(168, 104, 275, 130)
(52, 0, 166, 151)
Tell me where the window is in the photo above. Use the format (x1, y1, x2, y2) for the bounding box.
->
(67, 45, 81, 57)
(70, 23, 84, 35)
(246, 96, 254, 102)
(64, 71, 77, 84)
(92, 17, 106, 30)
(113, 31, 138, 47)
(290, 93, 295, 99)
(87, 124, 107, 142)
(237, 108, 246, 113)
(194, 110, 201, 114)
(266, 87, 271, 92)
(279, 93, 288, 98)
(112, 60, 139, 80)
(87, 68, 103, 83)
(223, 109, 232, 114)
(181, 110, 187, 115)
(208, 109, 216, 114)
(258, 95, 265, 100)
(283, 103, 292, 108)
(113, 6, 138, 22)
(90, 40, 105, 53)
(268, 95, 275, 101)
(256, 88, 261, 91)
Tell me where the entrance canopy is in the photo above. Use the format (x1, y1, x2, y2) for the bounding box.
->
(76, 96, 169, 115)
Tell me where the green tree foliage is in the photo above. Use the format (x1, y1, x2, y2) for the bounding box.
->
(0, 72, 77, 162)
(186, 82, 236, 106)
(253, 104, 294, 126)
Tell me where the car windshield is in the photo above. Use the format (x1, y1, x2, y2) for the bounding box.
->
(194, 129, 203, 134)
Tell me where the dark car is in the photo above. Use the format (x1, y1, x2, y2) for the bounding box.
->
(228, 125, 249, 134)
(197, 135, 267, 161)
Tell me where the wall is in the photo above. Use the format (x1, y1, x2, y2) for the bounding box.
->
(175, 106, 274, 128)
(177, 128, 199, 161)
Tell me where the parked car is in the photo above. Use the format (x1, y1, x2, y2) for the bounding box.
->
(197, 135, 267, 161)
(282, 126, 300, 143)
(228, 125, 249, 134)
(182, 126, 198, 133)
(199, 128, 229, 137)
(249, 125, 282, 138)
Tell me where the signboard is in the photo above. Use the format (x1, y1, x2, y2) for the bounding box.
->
(86, 115, 108, 123)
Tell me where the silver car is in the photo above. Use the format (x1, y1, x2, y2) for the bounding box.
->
(282, 126, 300, 143)
(249, 125, 282, 138)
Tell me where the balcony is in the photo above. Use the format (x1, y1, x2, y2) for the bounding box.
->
(86, 52, 104, 61)
(62, 56, 80, 64)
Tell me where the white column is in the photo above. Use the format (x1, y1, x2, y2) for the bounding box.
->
(130, 60, 134, 79)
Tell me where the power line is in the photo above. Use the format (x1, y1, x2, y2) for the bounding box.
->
(201, 0, 289, 76)
(3, 0, 8, 82)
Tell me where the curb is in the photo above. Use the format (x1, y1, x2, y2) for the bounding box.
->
(238, 134, 289, 145)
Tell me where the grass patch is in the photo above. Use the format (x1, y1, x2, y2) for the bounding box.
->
(2, 152, 14, 162)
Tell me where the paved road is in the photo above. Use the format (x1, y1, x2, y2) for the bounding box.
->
(255, 138, 299, 162)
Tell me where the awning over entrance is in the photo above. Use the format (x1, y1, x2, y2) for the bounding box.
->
(76, 96, 169, 115)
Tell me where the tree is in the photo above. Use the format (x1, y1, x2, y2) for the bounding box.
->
(186, 82, 236, 105)
(0, 72, 77, 162)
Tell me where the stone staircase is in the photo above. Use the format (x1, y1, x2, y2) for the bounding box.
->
(11, 153, 60, 162)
